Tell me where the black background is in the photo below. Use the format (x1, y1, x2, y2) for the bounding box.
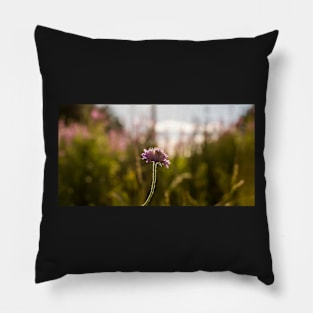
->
(35, 26, 278, 285)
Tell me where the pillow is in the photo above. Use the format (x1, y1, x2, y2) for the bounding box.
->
(35, 25, 278, 285)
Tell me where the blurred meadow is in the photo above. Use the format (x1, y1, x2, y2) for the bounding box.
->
(58, 104, 255, 206)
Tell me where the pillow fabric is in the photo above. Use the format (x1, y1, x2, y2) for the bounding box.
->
(35, 25, 278, 285)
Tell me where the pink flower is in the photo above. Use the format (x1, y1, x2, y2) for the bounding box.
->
(90, 109, 104, 120)
(141, 147, 170, 168)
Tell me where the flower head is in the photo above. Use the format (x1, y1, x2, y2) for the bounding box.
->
(141, 147, 170, 168)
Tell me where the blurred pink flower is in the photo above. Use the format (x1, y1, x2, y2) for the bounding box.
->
(108, 129, 128, 151)
(90, 108, 104, 121)
(59, 120, 89, 144)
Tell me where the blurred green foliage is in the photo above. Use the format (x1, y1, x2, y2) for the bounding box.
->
(58, 105, 255, 206)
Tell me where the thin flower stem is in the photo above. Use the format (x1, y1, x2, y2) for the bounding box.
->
(141, 161, 157, 206)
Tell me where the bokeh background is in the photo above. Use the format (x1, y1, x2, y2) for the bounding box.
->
(58, 104, 255, 206)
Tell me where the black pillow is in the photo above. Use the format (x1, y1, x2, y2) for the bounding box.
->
(35, 25, 278, 285)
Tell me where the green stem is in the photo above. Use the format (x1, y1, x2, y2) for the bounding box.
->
(141, 162, 157, 206)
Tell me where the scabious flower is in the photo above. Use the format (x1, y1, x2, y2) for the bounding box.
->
(140, 147, 170, 206)
(141, 147, 170, 168)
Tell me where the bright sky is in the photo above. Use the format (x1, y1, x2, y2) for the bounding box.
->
(99, 104, 253, 153)
(105, 104, 253, 130)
